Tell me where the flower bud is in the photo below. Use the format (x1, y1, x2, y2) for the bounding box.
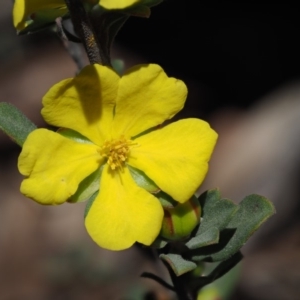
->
(160, 195, 201, 241)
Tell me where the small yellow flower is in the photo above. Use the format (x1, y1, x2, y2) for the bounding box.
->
(13, 0, 141, 30)
(18, 64, 217, 250)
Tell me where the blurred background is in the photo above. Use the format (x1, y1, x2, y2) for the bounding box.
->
(1, 0, 300, 299)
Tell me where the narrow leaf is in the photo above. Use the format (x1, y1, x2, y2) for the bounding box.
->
(84, 191, 99, 218)
(68, 167, 101, 203)
(17, 8, 68, 35)
(0, 103, 36, 146)
(128, 165, 160, 193)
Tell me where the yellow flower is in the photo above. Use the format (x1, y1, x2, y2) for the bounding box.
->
(18, 64, 217, 250)
(13, 0, 141, 30)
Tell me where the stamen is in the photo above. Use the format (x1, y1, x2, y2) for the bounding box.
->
(99, 136, 137, 170)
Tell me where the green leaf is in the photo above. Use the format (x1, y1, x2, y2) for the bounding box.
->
(197, 189, 238, 236)
(89, 8, 129, 63)
(68, 167, 102, 203)
(103, 13, 129, 54)
(17, 8, 68, 35)
(191, 194, 275, 262)
(160, 254, 197, 276)
(128, 165, 160, 193)
(59, 128, 102, 203)
(57, 128, 93, 144)
(151, 238, 168, 249)
(156, 190, 177, 208)
(186, 227, 219, 250)
(89, 0, 163, 64)
(0, 102, 36, 146)
(211, 195, 274, 261)
(84, 191, 99, 218)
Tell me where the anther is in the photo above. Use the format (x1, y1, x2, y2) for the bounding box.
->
(99, 136, 137, 170)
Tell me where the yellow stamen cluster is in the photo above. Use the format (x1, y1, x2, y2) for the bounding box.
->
(100, 136, 136, 170)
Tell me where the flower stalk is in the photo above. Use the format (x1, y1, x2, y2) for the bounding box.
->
(164, 261, 195, 300)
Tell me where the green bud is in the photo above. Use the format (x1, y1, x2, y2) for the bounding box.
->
(160, 195, 201, 241)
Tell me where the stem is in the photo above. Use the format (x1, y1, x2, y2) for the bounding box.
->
(141, 272, 175, 291)
(64, 0, 104, 65)
(163, 261, 195, 300)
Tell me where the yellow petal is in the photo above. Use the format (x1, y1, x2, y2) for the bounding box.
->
(13, 0, 65, 30)
(42, 64, 120, 145)
(85, 165, 164, 250)
(18, 129, 102, 205)
(128, 119, 218, 203)
(100, 0, 140, 9)
(112, 64, 187, 138)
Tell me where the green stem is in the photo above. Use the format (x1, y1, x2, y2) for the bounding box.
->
(163, 261, 195, 300)
(64, 0, 106, 65)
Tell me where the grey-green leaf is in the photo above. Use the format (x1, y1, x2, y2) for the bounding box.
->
(160, 254, 197, 276)
(128, 165, 160, 193)
(68, 167, 102, 203)
(196, 189, 238, 236)
(191, 194, 275, 262)
(210, 195, 275, 261)
(84, 191, 99, 218)
(186, 227, 219, 250)
(0, 102, 36, 146)
(58, 128, 93, 144)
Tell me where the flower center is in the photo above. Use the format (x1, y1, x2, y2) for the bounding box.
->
(99, 136, 136, 170)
